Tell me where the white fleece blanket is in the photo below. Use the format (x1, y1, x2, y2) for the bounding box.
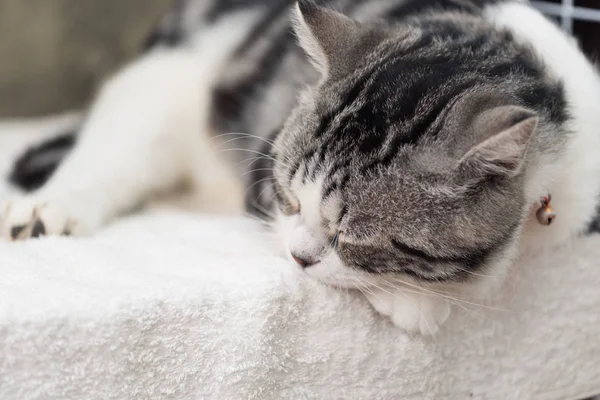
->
(1, 115, 599, 400)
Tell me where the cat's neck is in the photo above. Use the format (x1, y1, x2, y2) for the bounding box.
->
(486, 2, 600, 254)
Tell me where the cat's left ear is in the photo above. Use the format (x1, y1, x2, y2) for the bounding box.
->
(293, 2, 381, 79)
(457, 105, 538, 178)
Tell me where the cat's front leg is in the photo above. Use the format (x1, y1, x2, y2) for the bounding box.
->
(1, 49, 212, 240)
(366, 287, 451, 336)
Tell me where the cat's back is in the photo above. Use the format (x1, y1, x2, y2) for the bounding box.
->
(171, 0, 518, 134)
(150, 0, 600, 148)
(484, 1, 600, 247)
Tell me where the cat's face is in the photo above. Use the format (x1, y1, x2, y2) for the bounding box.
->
(272, 4, 538, 287)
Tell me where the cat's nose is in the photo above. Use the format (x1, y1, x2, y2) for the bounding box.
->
(291, 252, 317, 268)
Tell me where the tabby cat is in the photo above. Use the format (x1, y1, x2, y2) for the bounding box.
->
(4, 0, 600, 335)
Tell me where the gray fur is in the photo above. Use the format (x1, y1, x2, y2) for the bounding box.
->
(156, 0, 571, 282)
(12, 0, 573, 283)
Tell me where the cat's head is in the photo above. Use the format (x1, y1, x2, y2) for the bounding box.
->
(273, 3, 540, 287)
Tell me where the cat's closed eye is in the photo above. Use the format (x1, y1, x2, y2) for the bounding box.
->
(274, 181, 300, 215)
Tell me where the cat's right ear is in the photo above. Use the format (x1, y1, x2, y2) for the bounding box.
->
(293, 2, 358, 78)
(293, 2, 383, 80)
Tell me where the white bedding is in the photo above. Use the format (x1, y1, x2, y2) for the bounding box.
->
(1, 115, 599, 400)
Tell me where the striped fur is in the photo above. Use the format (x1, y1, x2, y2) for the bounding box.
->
(7, 0, 600, 334)
(10, 0, 571, 280)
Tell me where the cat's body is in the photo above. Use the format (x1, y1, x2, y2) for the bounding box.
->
(4, 0, 600, 335)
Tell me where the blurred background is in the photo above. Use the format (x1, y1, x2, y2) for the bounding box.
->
(0, 0, 598, 118)
(0, 0, 172, 118)
(533, 0, 600, 58)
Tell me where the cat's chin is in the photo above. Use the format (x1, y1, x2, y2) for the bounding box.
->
(308, 271, 452, 336)
(319, 278, 362, 290)
(300, 259, 452, 336)
(300, 253, 373, 289)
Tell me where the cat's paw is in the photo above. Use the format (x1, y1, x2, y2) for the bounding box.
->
(366, 287, 451, 336)
(1, 198, 77, 240)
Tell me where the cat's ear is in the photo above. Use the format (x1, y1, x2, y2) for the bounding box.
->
(458, 106, 538, 178)
(293, 2, 371, 79)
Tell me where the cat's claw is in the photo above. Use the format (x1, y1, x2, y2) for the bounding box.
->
(1, 198, 75, 240)
(366, 287, 451, 336)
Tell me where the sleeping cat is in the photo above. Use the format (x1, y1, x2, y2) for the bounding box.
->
(3, 0, 600, 336)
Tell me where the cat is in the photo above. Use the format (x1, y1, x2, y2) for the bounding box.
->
(3, 0, 600, 336)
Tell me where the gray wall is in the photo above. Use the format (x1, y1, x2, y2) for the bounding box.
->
(0, 0, 173, 117)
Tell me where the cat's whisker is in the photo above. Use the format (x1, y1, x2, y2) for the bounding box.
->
(255, 181, 278, 203)
(436, 286, 496, 321)
(220, 148, 278, 162)
(243, 175, 275, 197)
(326, 269, 467, 331)
(244, 155, 292, 174)
(383, 275, 473, 301)
(377, 279, 481, 323)
(383, 276, 508, 313)
(215, 136, 272, 151)
(256, 182, 275, 200)
(364, 274, 465, 310)
(217, 139, 289, 166)
(351, 282, 372, 302)
(240, 167, 277, 178)
(245, 197, 277, 220)
(365, 280, 423, 339)
(453, 266, 506, 279)
(348, 274, 387, 304)
(213, 132, 279, 150)
(213, 133, 298, 167)
(213, 132, 276, 144)
(234, 155, 267, 169)
(381, 278, 465, 305)
(233, 151, 294, 176)
(215, 135, 298, 166)
(244, 155, 270, 171)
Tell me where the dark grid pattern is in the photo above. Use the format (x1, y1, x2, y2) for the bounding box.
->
(532, 0, 600, 59)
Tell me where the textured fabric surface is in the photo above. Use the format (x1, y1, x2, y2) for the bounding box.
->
(0, 116, 599, 399)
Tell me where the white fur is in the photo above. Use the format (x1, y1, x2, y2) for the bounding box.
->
(1, 12, 258, 238)
(280, 202, 453, 336)
(291, 174, 324, 229)
(281, 176, 368, 285)
(4, 2, 600, 336)
(279, 3, 600, 336)
(484, 3, 600, 253)
(380, 3, 600, 335)
(281, 176, 454, 336)
(382, 3, 600, 336)
(366, 288, 451, 336)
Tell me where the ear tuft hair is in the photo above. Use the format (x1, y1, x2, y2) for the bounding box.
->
(296, 0, 317, 16)
(293, 2, 365, 79)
